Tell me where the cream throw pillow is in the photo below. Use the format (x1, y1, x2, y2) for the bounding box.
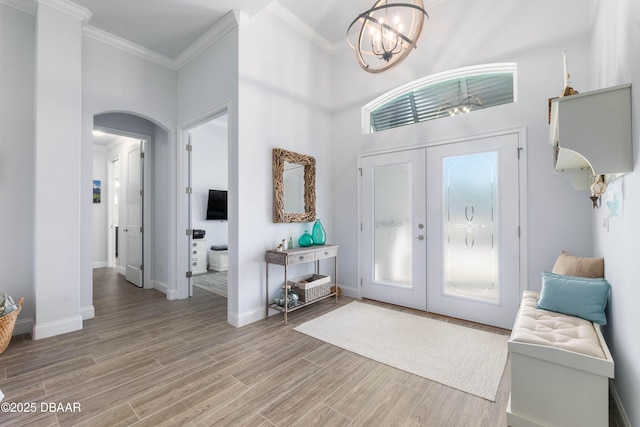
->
(552, 250, 604, 278)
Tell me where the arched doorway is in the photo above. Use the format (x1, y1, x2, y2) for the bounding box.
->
(91, 112, 170, 293)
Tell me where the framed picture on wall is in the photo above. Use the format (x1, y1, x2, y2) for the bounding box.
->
(93, 180, 101, 204)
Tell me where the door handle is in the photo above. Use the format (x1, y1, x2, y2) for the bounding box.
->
(415, 235, 424, 241)
(123, 228, 129, 232)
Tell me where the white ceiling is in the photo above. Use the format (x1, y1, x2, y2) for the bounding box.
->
(67, 0, 365, 59)
(68, 0, 440, 59)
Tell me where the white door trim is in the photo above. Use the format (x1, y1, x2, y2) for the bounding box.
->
(98, 127, 152, 290)
(176, 105, 231, 301)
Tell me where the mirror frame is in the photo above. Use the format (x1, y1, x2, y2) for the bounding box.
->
(273, 148, 316, 223)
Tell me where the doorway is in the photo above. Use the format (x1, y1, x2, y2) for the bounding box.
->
(360, 131, 523, 328)
(186, 112, 229, 299)
(93, 129, 148, 288)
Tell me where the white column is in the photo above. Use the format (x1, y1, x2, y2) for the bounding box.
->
(33, 0, 92, 339)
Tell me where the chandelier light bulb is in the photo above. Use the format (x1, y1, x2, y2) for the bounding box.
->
(347, 0, 429, 73)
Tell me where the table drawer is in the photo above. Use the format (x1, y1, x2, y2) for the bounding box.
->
(314, 246, 338, 260)
(288, 251, 315, 265)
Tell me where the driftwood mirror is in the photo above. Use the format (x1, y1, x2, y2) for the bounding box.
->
(273, 148, 316, 223)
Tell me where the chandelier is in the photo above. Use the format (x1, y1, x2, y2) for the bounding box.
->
(347, 0, 429, 73)
(437, 81, 483, 117)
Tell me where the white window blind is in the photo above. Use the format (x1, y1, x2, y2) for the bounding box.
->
(364, 64, 517, 133)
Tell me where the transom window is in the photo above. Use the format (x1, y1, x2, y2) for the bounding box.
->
(363, 64, 517, 133)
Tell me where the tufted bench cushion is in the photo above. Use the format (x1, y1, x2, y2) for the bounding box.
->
(510, 290, 605, 359)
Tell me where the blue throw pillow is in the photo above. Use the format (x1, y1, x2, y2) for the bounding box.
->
(536, 271, 611, 325)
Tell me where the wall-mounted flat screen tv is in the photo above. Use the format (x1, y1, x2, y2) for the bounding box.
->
(206, 189, 228, 220)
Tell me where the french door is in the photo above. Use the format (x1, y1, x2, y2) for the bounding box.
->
(361, 149, 427, 310)
(360, 132, 521, 328)
(426, 134, 520, 329)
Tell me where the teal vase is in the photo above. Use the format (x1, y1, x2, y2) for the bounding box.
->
(298, 230, 314, 247)
(311, 219, 326, 245)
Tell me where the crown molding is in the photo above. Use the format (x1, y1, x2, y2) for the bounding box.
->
(38, 0, 92, 23)
(84, 9, 244, 71)
(0, 0, 35, 14)
(83, 25, 177, 70)
(268, 1, 334, 55)
(174, 9, 243, 69)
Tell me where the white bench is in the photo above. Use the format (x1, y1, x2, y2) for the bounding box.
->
(507, 291, 614, 427)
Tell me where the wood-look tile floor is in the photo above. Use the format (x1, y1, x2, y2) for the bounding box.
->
(1, 268, 513, 426)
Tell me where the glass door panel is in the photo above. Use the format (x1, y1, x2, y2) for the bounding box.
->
(374, 163, 412, 287)
(444, 152, 498, 302)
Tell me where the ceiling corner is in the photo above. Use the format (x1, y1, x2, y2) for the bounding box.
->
(0, 0, 35, 14)
(267, 1, 334, 54)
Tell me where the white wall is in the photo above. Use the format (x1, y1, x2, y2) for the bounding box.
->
(0, 4, 35, 334)
(33, 1, 88, 339)
(236, 7, 334, 323)
(151, 125, 172, 286)
(331, 0, 593, 301)
(82, 37, 177, 304)
(591, 0, 640, 423)
(175, 8, 335, 325)
(176, 18, 239, 310)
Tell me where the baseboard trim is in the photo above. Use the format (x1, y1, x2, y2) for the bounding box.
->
(340, 285, 358, 299)
(13, 317, 34, 337)
(230, 306, 265, 328)
(92, 261, 108, 269)
(33, 315, 83, 340)
(80, 305, 95, 320)
(610, 379, 632, 427)
(154, 280, 181, 300)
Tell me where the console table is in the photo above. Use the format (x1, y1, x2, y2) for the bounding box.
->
(265, 244, 338, 324)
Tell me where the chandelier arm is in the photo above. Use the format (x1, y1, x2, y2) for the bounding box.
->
(356, 16, 372, 70)
(347, 3, 429, 48)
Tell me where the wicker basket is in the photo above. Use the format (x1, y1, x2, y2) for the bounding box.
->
(0, 297, 23, 354)
(288, 275, 331, 302)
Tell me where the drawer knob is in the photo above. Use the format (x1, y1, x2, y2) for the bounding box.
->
(324, 251, 329, 255)
(299, 256, 305, 261)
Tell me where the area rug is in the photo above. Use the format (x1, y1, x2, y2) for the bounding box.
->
(193, 271, 227, 298)
(294, 301, 508, 401)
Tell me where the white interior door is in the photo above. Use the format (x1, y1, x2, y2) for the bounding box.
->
(361, 149, 427, 310)
(125, 141, 143, 287)
(426, 133, 520, 329)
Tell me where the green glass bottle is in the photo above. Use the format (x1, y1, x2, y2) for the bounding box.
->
(298, 230, 314, 247)
(312, 219, 326, 245)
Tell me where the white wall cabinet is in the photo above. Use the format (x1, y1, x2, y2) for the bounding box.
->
(191, 239, 207, 275)
(549, 84, 632, 190)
